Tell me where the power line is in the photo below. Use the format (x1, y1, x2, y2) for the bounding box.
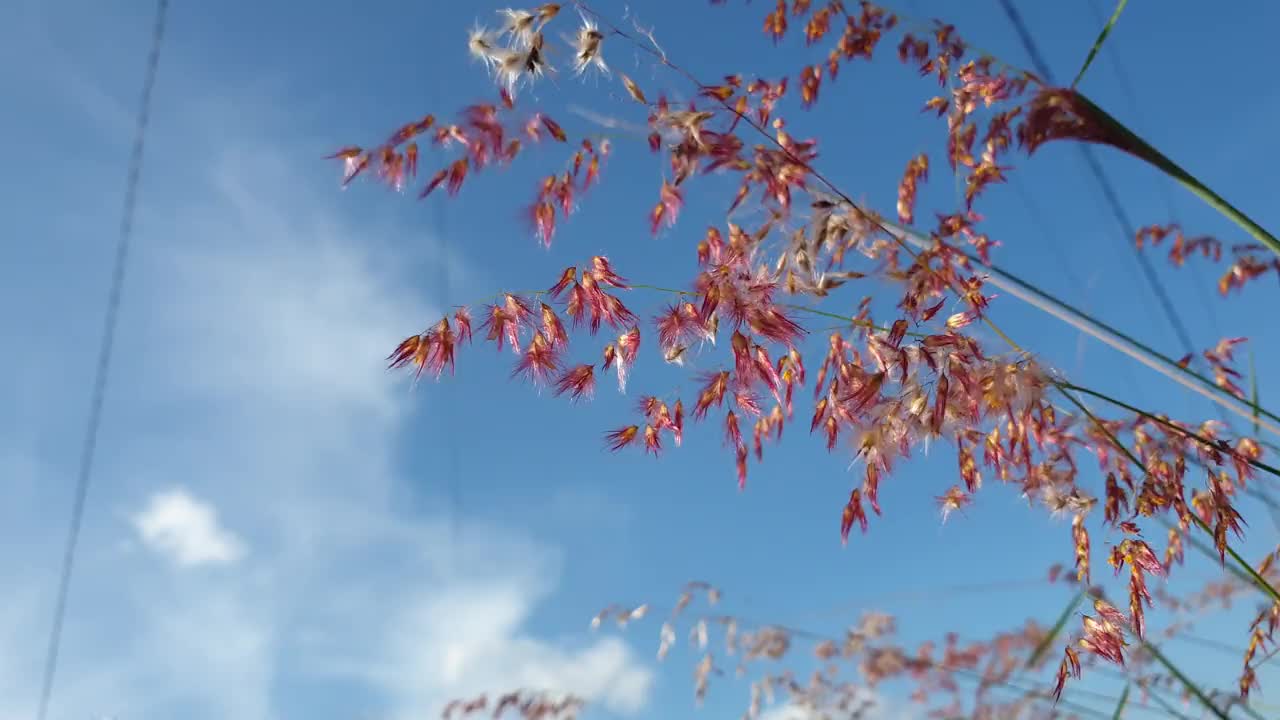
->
(996, 0, 1198, 363)
(1080, 0, 1228, 348)
(1008, 179, 1144, 388)
(439, 203, 462, 573)
(35, 2, 169, 719)
(425, 59, 462, 573)
(1069, 1, 1280, 533)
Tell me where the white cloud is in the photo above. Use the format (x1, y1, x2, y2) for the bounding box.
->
(132, 488, 245, 567)
(378, 573, 652, 718)
(760, 706, 817, 720)
(756, 687, 887, 720)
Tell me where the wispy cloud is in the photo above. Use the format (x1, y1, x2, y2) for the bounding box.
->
(132, 488, 245, 567)
(757, 690, 887, 720)
(0, 67, 651, 720)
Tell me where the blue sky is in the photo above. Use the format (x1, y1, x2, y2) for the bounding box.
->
(3, 1, 1280, 719)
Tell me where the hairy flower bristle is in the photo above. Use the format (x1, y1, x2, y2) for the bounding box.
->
(570, 17, 607, 75)
(604, 424, 640, 451)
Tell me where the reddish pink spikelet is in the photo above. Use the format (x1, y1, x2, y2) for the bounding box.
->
(672, 399, 685, 446)
(931, 373, 950, 434)
(725, 410, 743, 449)
(481, 294, 533, 354)
(541, 303, 569, 347)
(404, 143, 419, 179)
(650, 180, 683, 234)
(387, 334, 426, 376)
(601, 292, 639, 333)
(785, 348, 805, 385)
(565, 282, 589, 330)
(886, 319, 909, 349)
(590, 256, 630, 288)
(748, 306, 806, 347)
(342, 154, 372, 186)
(326, 146, 363, 160)
(540, 114, 567, 142)
(1093, 599, 1128, 629)
(1072, 514, 1091, 584)
(548, 266, 577, 300)
(554, 172, 575, 216)
(386, 317, 459, 382)
(863, 464, 882, 516)
(530, 201, 557, 248)
(734, 391, 762, 417)
(735, 443, 749, 489)
(799, 64, 821, 107)
(897, 153, 929, 224)
(946, 309, 980, 329)
(553, 364, 596, 401)
(763, 0, 787, 41)
(1018, 87, 1134, 157)
(617, 326, 641, 366)
(512, 331, 561, 383)
(605, 425, 640, 451)
(504, 294, 533, 321)
(644, 424, 662, 455)
(574, 274, 637, 334)
(454, 307, 473, 345)
(840, 489, 868, 543)
(936, 486, 970, 522)
(824, 415, 838, 450)
(810, 397, 829, 434)
(1110, 538, 1164, 639)
(1078, 613, 1128, 667)
(637, 395, 662, 418)
(693, 371, 731, 420)
(428, 318, 459, 377)
(1052, 646, 1081, 702)
(446, 158, 469, 195)
(419, 168, 449, 198)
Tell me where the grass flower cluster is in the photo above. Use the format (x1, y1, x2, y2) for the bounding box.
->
(330, 2, 1280, 717)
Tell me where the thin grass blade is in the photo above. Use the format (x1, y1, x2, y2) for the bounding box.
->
(1143, 642, 1230, 720)
(1073, 0, 1129, 88)
(1026, 588, 1085, 669)
(1078, 93, 1280, 260)
(1055, 383, 1280, 602)
(893, 225, 1280, 436)
(1110, 682, 1130, 720)
(1250, 347, 1261, 437)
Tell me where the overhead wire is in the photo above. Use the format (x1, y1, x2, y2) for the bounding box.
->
(1082, 0, 1225, 345)
(35, 1, 170, 719)
(970, 7, 1278, 709)
(1007, 178, 1149, 393)
(995, 0, 1199, 368)
(1075, 0, 1280, 532)
(424, 99, 461, 573)
(991, 2, 1280, 536)
(441, 201, 462, 572)
(428, 52, 461, 570)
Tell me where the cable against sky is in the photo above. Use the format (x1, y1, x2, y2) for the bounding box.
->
(1082, 0, 1226, 344)
(995, 0, 1198, 365)
(34, 2, 170, 719)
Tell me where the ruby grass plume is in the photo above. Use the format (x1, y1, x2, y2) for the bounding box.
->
(333, 1, 1280, 714)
